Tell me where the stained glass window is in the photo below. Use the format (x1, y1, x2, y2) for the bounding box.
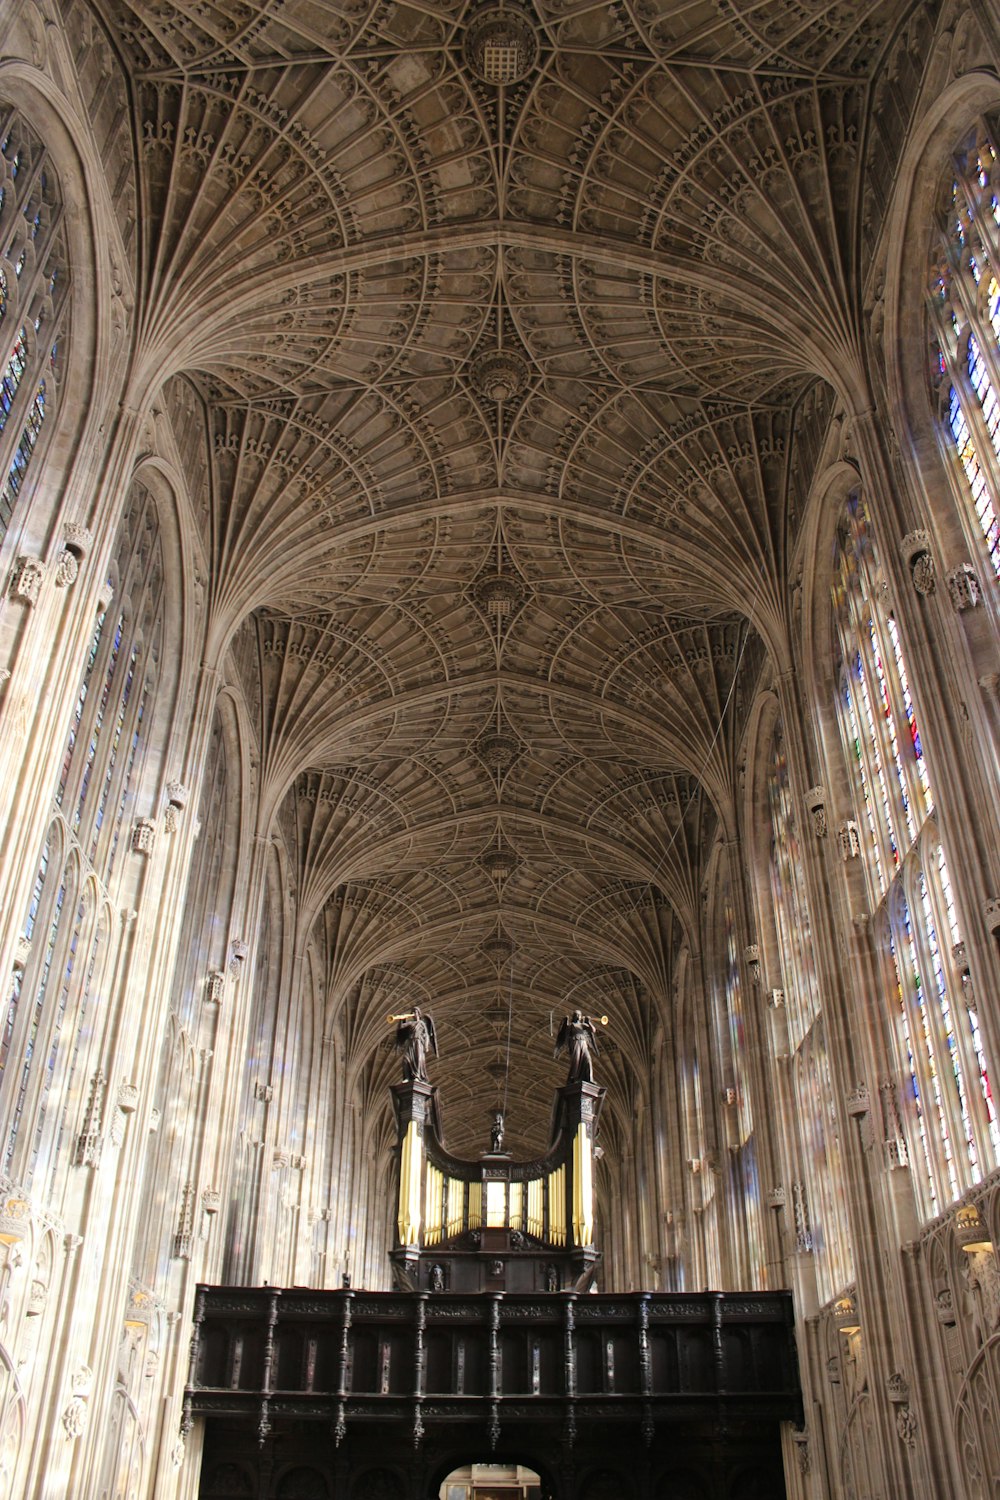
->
(833, 495, 931, 902)
(0, 106, 69, 542)
(767, 722, 818, 1050)
(833, 493, 997, 1214)
(4, 483, 164, 1184)
(931, 122, 1000, 576)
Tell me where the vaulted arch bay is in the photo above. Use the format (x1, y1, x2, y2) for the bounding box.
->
(1, 3, 999, 1499)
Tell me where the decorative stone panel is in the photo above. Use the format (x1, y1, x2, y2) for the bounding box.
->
(53, 550, 78, 587)
(805, 785, 827, 837)
(900, 529, 934, 594)
(131, 819, 156, 856)
(946, 562, 981, 611)
(9, 556, 44, 604)
(837, 820, 861, 859)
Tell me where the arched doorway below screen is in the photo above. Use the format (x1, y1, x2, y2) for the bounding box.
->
(437, 1462, 543, 1500)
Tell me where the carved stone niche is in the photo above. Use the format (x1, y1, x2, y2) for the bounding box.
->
(804, 785, 827, 838)
(946, 562, 981, 612)
(900, 529, 934, 595)
(743, 944, 762, 985)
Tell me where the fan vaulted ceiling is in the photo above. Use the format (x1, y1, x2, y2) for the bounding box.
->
(93, 0, 916, 1155)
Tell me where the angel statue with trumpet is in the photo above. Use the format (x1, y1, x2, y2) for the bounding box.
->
(554, 1009, 607, 1084)
(389, 1006, 438, 1083)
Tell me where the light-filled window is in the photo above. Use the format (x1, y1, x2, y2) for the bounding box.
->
(832, 494, 997, 1217)
(0, 105, 69, 541)
(930, 121, 1000, 577)
(0, 481, 164, 1189)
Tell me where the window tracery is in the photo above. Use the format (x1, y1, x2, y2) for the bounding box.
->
(0, 482, 165, 1186)
(763, 719, 852, 1302)
(710, 862, 765, 1288)
(930, 120, 1000, 577)
(0, 105, 69, 542)
(832, 494, 997, 1217)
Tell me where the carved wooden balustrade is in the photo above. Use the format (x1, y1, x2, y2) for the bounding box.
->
(185, 1285, 800, 1479)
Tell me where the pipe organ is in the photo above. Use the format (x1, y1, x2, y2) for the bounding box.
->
(390, 1079, 605, 1294)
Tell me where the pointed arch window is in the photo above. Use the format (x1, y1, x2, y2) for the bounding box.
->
(930, 120, 1000, 577)
(832, 494, 997, 1215)
(767, 722, 819, 1051)
(710, 863, 765, 1288)
(0, 105, 69, 542)
(833, 495, 932, 902)
(0, 484, 166, 1185)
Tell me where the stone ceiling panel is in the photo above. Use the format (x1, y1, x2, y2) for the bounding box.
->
(88, 0, 930, 1153)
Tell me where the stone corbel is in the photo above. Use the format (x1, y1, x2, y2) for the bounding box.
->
(743, 943, 762, 985)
